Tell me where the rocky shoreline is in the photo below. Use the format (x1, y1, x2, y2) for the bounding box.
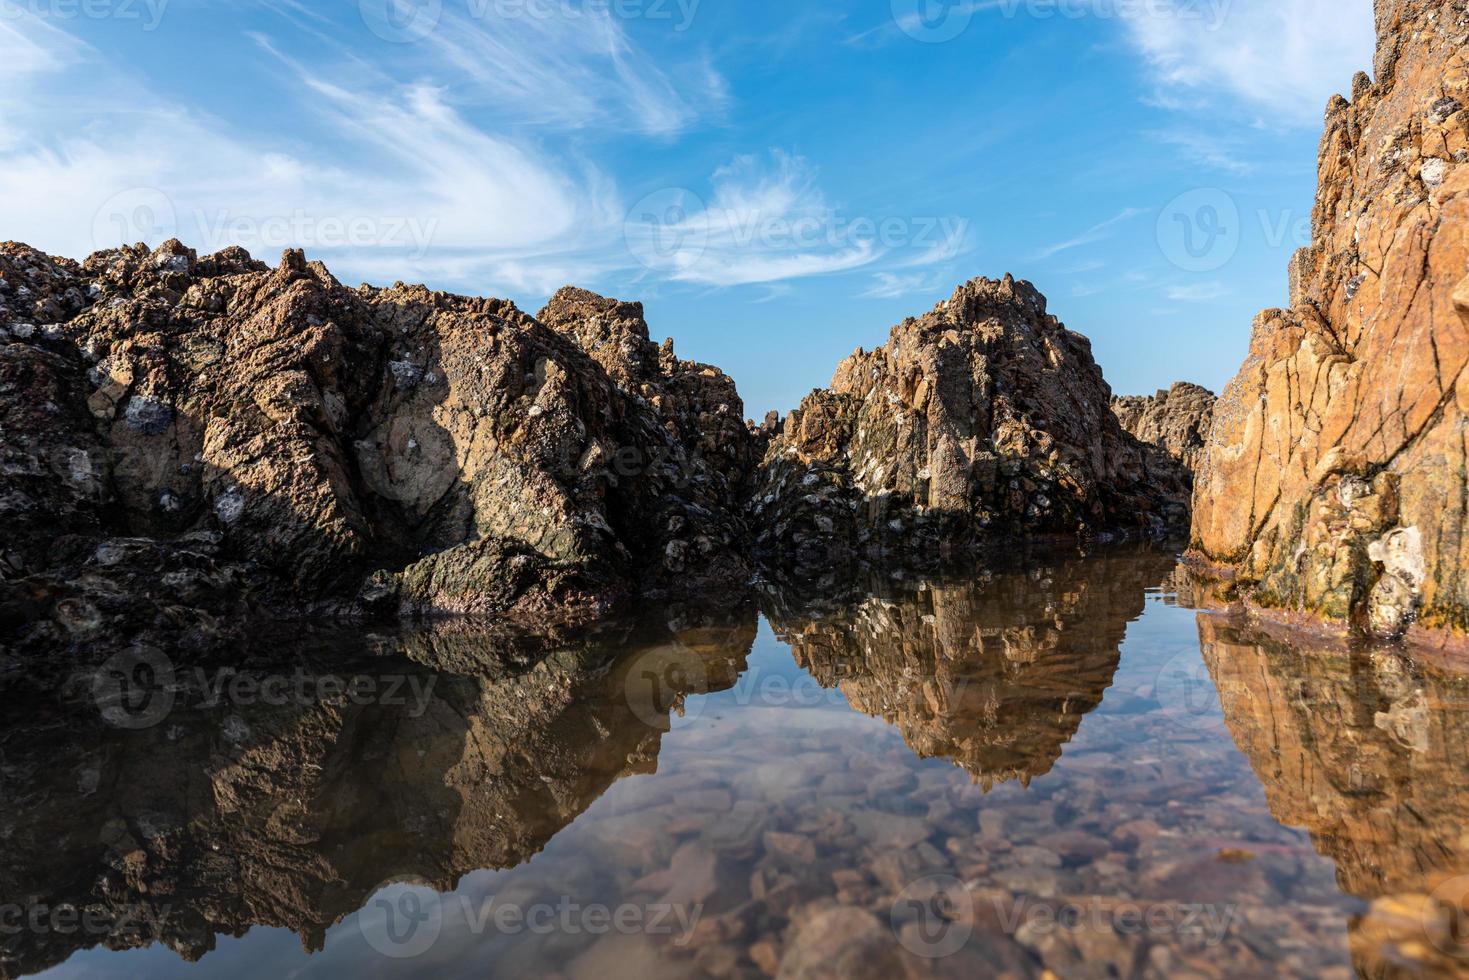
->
(0, 242, 1199, 658)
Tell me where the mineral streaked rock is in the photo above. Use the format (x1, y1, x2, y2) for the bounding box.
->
(1, 239, 755, 630)
(0, 612, 756, 977)
(1111, 382, 1216, 476)
(1190, 0, 1469, 640)
(752, 275, 1192, 571)
(765, 548, 1178, 789)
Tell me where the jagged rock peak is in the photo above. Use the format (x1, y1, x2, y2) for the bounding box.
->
(751, 275, 1191, 573)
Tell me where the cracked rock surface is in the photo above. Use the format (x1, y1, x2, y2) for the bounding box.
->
(1191, 0, 1469, 639)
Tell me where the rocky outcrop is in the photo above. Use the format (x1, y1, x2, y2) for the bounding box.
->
(752, 276, 1192, 572)
(0, 240, 757, 635)
(1190, 0, 1469, 641)
(1111, 382, 1216, 476)
(0, 611, 757, 976)
(765, 547, 1177, 788)
(3, 239, 1203, 635)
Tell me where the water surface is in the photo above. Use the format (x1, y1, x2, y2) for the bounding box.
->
(6, 548, 1469, 979)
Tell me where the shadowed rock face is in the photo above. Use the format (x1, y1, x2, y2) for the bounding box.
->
(1111, 382, 1216, 478)
(0, 240, 757, 637)
(1197, 614, 1469, 976)
(765, 549, 1177, 788)
(751, 277, 1191, 574)
(0, 611, 756, 978)
(1190, 0, 1469, 639)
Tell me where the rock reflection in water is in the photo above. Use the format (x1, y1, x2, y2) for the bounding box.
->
(767, 550, 1180, 789)
(1198, 616, 1469, 978)
(14, 551, 1469, 979)
(0, 611, 756, 978)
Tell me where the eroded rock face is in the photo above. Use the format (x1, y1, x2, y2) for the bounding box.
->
(751, 277, 1191, 573)
(0, 612, 756, 977)
(765, 548, 1176, 789)
(0, 240, 756, 635)
(1111, 382, 1216, 477)
(1190, 1, 1469, 639)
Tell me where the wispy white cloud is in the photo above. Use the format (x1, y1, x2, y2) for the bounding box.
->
(0, 8, 965, 300)
(1056, 258, 1106, 275)
(1033, 207, 1146, 260)
(860, 271, 945, 299)
(416, 5, 723, 137)
(1166, 281, 1229, 301)
(1120, 0, 1376, 125)
(845, 0, 1005, 48)
(0, 12, 611, 295)
(627, 151, 893, 288)
(1148, 129, 1255, 175)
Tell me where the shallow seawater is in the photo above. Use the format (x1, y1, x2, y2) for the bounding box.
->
(8, 548, 1469, 979)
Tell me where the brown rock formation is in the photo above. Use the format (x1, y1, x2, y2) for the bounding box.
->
(0, 611, 756, 977)
(1190, 0, 1469, 640)
(766, 547, 1176, 788)
(752, 276, 1191, 572)
(1111, 381, 1216, 476)
(0, 240, 757, 634)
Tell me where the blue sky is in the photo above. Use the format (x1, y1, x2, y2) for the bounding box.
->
(0, 0, 1376, 417)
